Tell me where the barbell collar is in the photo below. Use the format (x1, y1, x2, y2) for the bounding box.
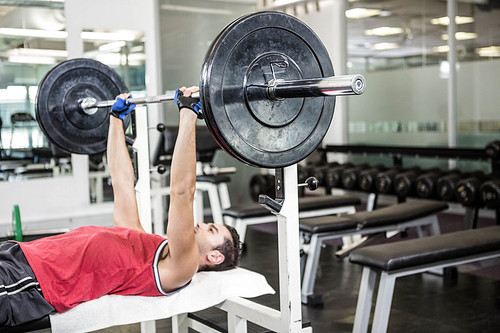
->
(268, 74, 366, 101)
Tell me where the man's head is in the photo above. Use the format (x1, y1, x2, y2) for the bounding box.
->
(195, 222, 241, 272)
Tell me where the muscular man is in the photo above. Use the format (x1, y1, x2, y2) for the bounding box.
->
(0, 86, 241, 327)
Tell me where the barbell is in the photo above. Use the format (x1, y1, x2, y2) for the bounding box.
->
(35, 11, 366, 168)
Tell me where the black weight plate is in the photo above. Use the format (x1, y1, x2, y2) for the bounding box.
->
(200, 11, 335, 168)
(36, 58, 129, 155)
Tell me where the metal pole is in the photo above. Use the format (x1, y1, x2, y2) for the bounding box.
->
(448, 0, 457, 148)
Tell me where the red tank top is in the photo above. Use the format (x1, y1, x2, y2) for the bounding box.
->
(19, 226, 172, 312)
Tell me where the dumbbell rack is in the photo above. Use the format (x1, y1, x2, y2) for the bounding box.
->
(324, 144, 500, 228)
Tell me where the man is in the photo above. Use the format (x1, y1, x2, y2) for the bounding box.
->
(0, 86, 241, 327)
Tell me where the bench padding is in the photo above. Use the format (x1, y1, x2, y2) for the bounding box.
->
(223, 195, 361, 219)
(349, 226, 500, 271)
(196, 175, 231, 184)
(300, 199, 448, 234)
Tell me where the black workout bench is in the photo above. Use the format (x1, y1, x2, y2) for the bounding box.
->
(223, 195, 361, 243)
(349, 226, 500, 333)
(300, 199, 448, 305)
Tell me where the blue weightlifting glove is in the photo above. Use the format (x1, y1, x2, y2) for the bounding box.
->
(111, 95, 136, 120)
(174, 89, 203, 119)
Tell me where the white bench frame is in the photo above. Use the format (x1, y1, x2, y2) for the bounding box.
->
(301, 213, 442, 304)
(352, 249, 500, 333)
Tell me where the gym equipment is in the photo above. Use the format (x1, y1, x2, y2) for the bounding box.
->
(480, 178, 500, 208)
(375, 166, 402, 194)
(12, 204, 23, 242)
(415, 169, 454, 199)
(304, 165, 325, 188)
(341, 163, 370, 190)
(324, 162, 353, 193)
(301, 199, 447, 305)
(358, 165, 387, 192)
(35, 11, 365, 168)
(485, 140, 500, 160)
(455, 173, 489, 206)
(436, 171, 462, 201)
(393, 167, 428, 198)
(350, 226, 500, 333)
(249, 174, 275, 202)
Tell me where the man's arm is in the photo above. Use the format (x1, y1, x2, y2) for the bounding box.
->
(107, 93, 144, 232)
(166, 86, 200, 278)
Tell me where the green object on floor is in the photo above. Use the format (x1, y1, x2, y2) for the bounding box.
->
(12, 204, 23, 242)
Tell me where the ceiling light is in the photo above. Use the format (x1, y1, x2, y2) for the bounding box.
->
(98, 41, 127, 52)
(431, 16, 475, 25)
(161, 4, 232, 15)
(365, 27, 403, 36)
(8, 55, 57, 65)
(476, 46, 500, 57)
(7, 48, 68, 58)
(346, 8, 381, 19)
(81, 31, 138, 42)
(441, 32, 478, 41)
(433, 45, 450, 53)
(0, 27, 66, 39)
(371, 42, 399, 50)
(0, 28, 138, 42)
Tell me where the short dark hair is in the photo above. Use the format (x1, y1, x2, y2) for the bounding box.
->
(200, 225, 242, 272)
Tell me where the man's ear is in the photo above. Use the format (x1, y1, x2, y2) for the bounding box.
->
(207, 250, 224, 265)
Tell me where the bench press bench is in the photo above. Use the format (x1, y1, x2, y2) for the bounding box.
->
(300, 199, 448, 305)
(223, 195, 361, 244)
(349, 225, 500, 333)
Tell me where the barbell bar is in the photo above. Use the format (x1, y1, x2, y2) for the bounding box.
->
(79, 74, 365, 115)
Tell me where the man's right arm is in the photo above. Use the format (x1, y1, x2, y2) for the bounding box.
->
(165, 87, 200, 283)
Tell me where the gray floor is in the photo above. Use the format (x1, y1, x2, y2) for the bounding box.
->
(85, 211, 500, 333)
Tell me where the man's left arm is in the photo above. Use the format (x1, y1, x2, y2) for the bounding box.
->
(107, 93, 144, 232)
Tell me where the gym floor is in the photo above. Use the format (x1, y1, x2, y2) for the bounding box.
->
(83, 206, 500, 333)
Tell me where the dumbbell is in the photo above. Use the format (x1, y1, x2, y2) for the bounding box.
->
(358, 165, 387, 193)
(436, 170, 483, 202)
(455, 173, 490, 207)
(375, 166, 403, 194)
(341, 163, 370, 190)
(393, 167, 424, 198)
(480, 178, 500, 208)
(485, 140, 500, 160)
(436, 171, 463, 201)
(323, 162, 353, 194)
(249, 174, 275, 202)
(415, 169, 456, 199)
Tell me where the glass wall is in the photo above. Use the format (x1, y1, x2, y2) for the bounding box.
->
(346, 0, 500, 149)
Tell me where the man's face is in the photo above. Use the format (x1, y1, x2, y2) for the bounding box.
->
(194, 222, 231, 255)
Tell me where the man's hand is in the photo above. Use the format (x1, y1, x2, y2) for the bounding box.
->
(111, 93, 136, 121)
(174, 86, 203, 119)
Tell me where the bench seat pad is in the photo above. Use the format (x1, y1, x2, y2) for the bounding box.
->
(196, 175, 231, 184)
(349, 226, 500, 272)
(349, 200, 448, 228)
(223, 195, 361, 219)
(299, 199, 448, 234)
(299, 215, 358, 233)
